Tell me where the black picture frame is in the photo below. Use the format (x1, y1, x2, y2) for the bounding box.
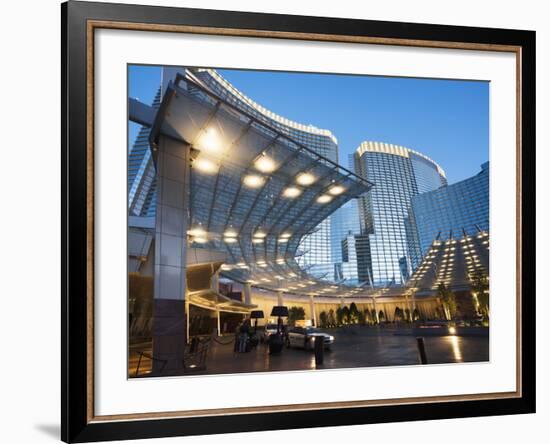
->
(62, 1, 536, 442)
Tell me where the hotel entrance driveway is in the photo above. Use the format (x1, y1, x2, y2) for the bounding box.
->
(129, 326, 489, 377)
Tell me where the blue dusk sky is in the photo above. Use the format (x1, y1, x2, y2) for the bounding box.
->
(128, 65, 489, 184)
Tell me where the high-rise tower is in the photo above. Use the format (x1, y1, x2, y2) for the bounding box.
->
(354, 141, 447, 285)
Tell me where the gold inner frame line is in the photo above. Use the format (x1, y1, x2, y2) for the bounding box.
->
(86, 19, 523, 423)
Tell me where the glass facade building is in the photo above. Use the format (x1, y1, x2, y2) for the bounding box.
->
(329, 154, 364, 284)
(408, 162, 489, 261)
(354, 141, 447, 286)
(330, 199, 361, 282)
(128, 88, 161, 217)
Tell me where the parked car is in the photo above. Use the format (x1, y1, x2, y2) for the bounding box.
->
(262, 323, 279, 343)
(287, 327, 334, 350)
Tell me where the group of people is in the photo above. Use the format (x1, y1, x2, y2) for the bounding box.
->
(234, 318, 290, 353)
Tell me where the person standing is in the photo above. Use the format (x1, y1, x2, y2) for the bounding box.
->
(239, 319, 250, 352)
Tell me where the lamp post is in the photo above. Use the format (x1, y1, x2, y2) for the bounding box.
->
(250, 310, 264, 334)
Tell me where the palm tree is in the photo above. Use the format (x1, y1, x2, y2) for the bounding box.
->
(471, 273, 489, 320)
(437, 282, 456, 320)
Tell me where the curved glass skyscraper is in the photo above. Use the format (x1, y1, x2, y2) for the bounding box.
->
(354, 141, 447, 286)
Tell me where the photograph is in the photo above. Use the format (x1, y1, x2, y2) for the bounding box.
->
(127, 65, 490, 378)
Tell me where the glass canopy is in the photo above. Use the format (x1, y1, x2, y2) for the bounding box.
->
(149, 72, 373, 298)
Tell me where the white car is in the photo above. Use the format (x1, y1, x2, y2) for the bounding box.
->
(287, 327, 334, 350)
(262, 323, 279, 343)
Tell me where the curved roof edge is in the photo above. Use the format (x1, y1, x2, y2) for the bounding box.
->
(196, 68, 339, 145)
(355, 141, 446, 179)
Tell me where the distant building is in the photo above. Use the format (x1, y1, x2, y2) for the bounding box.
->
(128, 88, 161, 217)
(338, 232, 359, 283)
(330, 199, 361, 281)
(354, 141, 447, 286)
(408, 162, 489, 263)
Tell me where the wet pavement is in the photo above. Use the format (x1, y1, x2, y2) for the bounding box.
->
(129, 326, 489, 377)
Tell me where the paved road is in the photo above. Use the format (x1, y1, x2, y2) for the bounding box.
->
(129, 326, 489, 377)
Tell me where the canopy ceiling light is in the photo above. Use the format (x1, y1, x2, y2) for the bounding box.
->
(198, 127, 222, 153)
(243, 174, 265, 188)
(193, 157, 219, 174)
(328, 184, 346, 195)
(316, 194, 333, 204)
(296, 172, 316, 186)
(187, 227, 207, 237)
(254, 154, 277, 173)
(282, 186, 302, 198)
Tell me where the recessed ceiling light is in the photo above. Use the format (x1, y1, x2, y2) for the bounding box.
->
(224, 237, 237, 243)
(198, 127, 221, 153)
(296, 172, 316, 186)
(254, 155, 277, 173)
(283, 186, 302, 198)
(243, 174, 265, 188)
(193, 157, 219, 174)
(316, 194, 332, 204)
(193, 237, 208, 244)
(224, 229, 237, 237)
(253, 230, 266, 238)
(328, 184, 346, 195)
(252, 238, 264, 244)
(187, 227, 206, 237)
(280, 232, 291, 238)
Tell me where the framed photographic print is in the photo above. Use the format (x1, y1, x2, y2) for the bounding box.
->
(61, 1, 536, 442)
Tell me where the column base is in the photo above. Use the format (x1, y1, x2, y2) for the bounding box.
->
(152, 299, 186, 375)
